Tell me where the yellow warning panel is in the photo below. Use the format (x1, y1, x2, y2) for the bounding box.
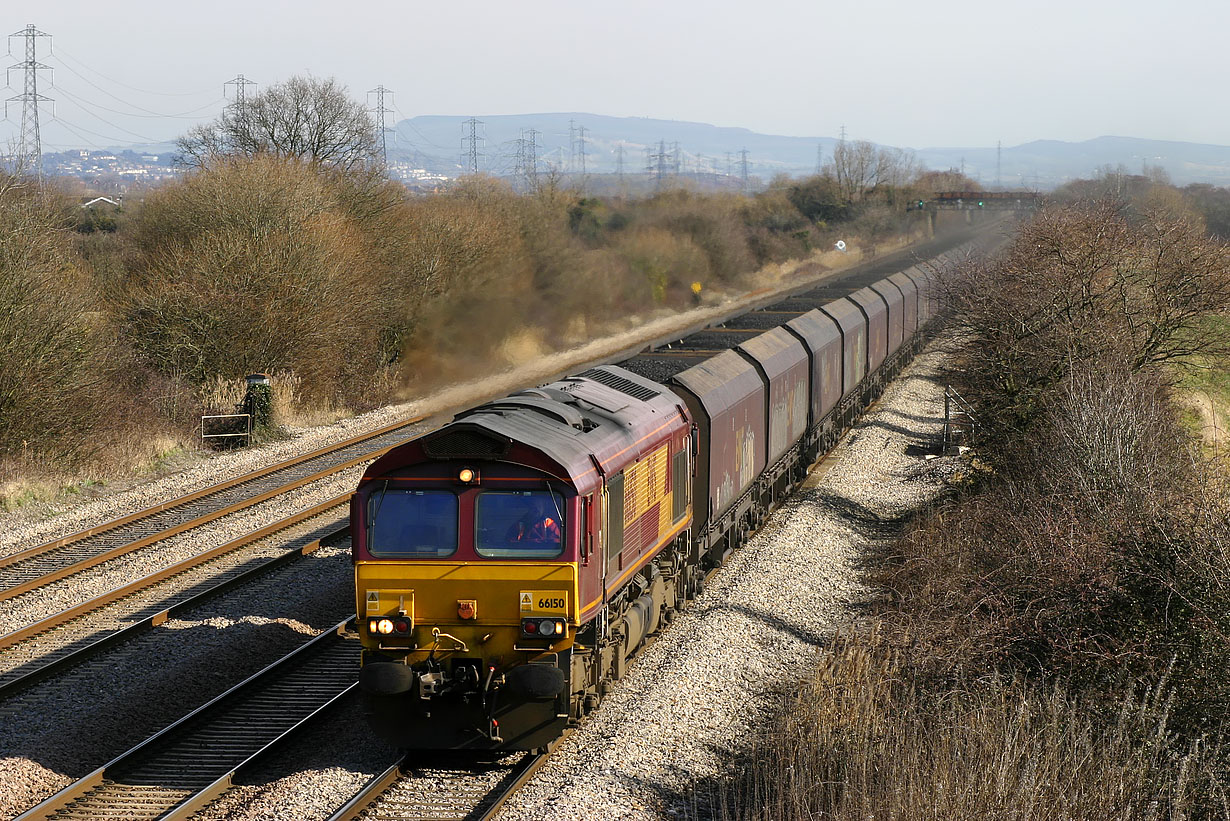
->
(519, 590, 568, 615)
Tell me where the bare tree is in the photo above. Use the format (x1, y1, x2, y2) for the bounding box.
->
(829, 140, 919, 204)
(176, 76, 379, 174)
(944, 200, 1230, 439)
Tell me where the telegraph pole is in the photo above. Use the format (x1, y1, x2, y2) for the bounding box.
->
(515, 128, 539, 190)
(615, 143, 625, 180)
(577, 124, 587, 175)
(224, 74, 257, 110)
(526, 128, 539, 188)
(461, 117, 483, 175)
(223, 73, 257, 143)
(367, 85, 394, 168)
(649, 139, 670, 187)
(995, 140, 1002, 189)
(6, 24, 52, 176)
(568, 119, 577, 172)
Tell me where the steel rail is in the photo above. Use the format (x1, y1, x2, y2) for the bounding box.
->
(0, 507, 351, 702)
(14, 620, 359, 821)
(327, 741, 558, 821)
(0, 416, 423, 603)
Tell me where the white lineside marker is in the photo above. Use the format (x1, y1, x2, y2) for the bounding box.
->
(834, 240, 847, 252)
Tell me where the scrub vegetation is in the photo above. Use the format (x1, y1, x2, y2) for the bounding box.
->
(706, 183, 1230, 818)
(0, 75, 949, 506)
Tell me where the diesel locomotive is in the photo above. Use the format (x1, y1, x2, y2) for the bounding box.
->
(352, 247, 965, 751)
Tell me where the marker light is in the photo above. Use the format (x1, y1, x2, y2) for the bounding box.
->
(539, 620, 556, 637)
(522, 619, 537, 634)
(393, 619, 410, 634)
(457, 468, 480, 484)
(377, 618, 394, 635)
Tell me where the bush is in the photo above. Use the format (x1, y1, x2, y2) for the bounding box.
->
(122, 156, 385, 401)
(787, 174, 847, 223)
(0, 178, 122, 462)
(944, 201, 1230, 449)
(696, 633, 1227, 820)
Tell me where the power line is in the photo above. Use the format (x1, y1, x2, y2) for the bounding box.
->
(50, 44, 216, 97)
(738, 147, 750, 192)
(51, 114, 153, 147)
(6, 24, 52, 175)
(52, 87, 162, 141)
(391, 103, 450, 149)
(50, 52, 214, 118)
(51, 80, 221, 119)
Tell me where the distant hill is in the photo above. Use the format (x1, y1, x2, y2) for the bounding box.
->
(392, 114, 1230, 189)
(392, 113, 836, 180)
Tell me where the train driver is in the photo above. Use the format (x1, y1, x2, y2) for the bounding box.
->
(506, 497, 561, 546)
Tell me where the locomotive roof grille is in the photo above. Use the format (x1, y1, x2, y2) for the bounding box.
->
(422, 428, 511, 460)
(579, 368, 661, 401)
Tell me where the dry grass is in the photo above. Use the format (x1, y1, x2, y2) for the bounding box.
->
(697, 632, 1228, 821)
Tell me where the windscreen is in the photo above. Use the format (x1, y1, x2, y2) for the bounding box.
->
(476, 490, 565, 558)
(367, 487, 458, 557)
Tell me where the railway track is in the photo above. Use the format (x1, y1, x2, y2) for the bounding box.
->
(0, 416, 426, 604)
(0, 501, 350, 701)
(15, 620, 360, 821)
(329, 748, 554, 821)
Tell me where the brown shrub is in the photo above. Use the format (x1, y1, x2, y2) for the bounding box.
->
(696, 633, 1227, 820)
(0, 176, 124, 462)
(944, 201, 1230, 446)
(123, 156, 385, 402)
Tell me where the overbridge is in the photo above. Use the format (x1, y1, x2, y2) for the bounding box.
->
(922, 191, 1041, 211)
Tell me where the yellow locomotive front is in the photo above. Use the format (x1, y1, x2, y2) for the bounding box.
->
(354, 460, 586, 750)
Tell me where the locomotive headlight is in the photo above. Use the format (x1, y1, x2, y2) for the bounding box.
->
(457, 467, 480, 484)
(376, 618, 394, 635)
(539, 620, 556, 637)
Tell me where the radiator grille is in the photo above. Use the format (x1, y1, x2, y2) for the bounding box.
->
(580, 368, 661, 401)
(422, 428, 510, 459)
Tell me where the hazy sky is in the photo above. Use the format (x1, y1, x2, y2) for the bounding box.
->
(3, 0, 1227, 154)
